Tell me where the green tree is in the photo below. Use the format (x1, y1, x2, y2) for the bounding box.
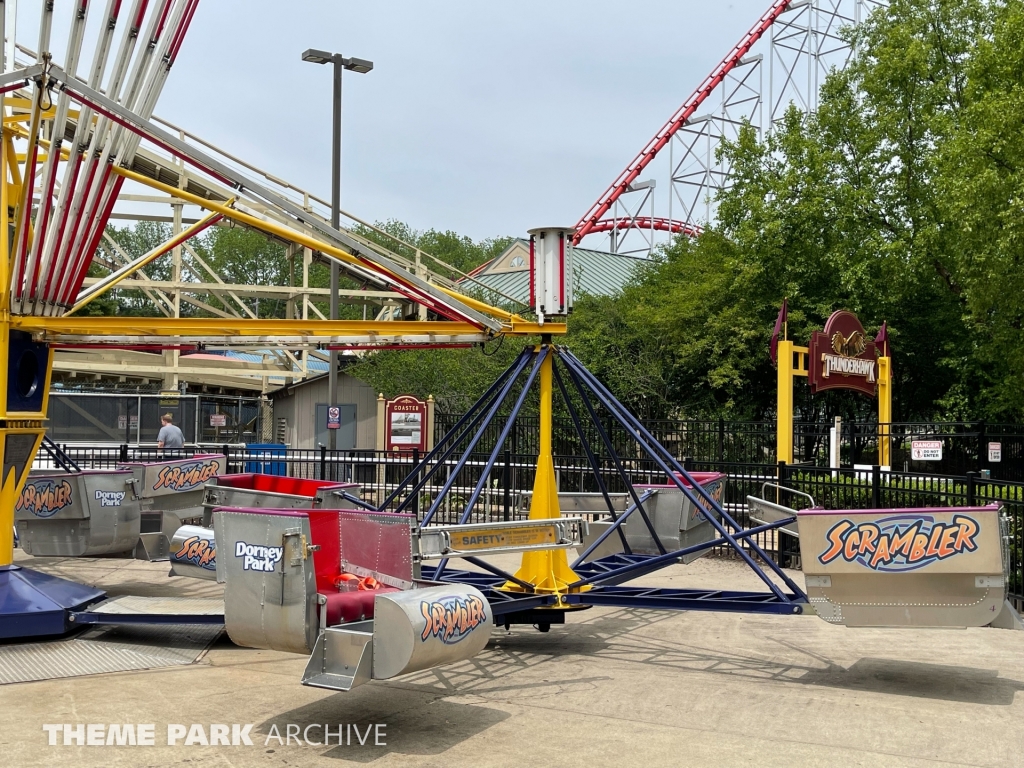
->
(202, 226, 289, 318)
(566, 0, 1010, 422)
(936, 0, 1024, 416)
(347, 338, 530, 412)
(353, 219, 513, 281)
(99, 221, 175, 316)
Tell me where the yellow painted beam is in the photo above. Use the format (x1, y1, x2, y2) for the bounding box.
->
(0, 97, 9, 309)
(12, 316, 566, 340)
(776, 339, 794, 465)
(878, 356, 891, 467)
(68, 207, 227, 315)
(13, 317, 484, 337)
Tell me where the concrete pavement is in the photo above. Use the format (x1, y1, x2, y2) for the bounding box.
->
(1, 551, 1022, 767)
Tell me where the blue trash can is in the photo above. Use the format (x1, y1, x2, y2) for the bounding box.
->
(244, 443, 287, 476)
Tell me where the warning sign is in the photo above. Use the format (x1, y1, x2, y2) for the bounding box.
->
(988, 442, 1002, 463)
(327, 406, 341, 430)
(911, 440, 943, 461)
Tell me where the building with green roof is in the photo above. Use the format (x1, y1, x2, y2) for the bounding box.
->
(459, 239, 648, 307)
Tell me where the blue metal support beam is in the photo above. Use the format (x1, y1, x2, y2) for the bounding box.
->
(456, 347, 548, 526)
(420, 350, 534, 525)
(569, 517, 796, 587)
(565, 586, 806, 615)
(553, 363, 632, 554)
(558, 350, 807, 602)
(434, 347, 549, 578)
(570, 489, 655, 569)
(389, 348, 531, 514)
(559, 356, 667, 554)
(69, 612, 224, 626)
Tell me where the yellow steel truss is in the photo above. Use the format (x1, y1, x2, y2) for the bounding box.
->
(12, 316, 564, 342)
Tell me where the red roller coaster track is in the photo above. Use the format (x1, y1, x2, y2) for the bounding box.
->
(584, 217, 703, 238)
(573, 0, 793, 245)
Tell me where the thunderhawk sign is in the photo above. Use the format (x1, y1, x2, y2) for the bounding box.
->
(808, 311, 879, 396)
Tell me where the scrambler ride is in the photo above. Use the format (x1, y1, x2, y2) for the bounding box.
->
(153, 339, 1019, 692)
(0, 1, 1018, 694)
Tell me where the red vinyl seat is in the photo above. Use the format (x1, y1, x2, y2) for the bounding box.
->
(321, 587, 399, 626)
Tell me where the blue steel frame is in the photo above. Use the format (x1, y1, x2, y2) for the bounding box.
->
(434, 347, 548, 577)
(558, 349, 808, 603)
(420, 350, 534, 525)
(413, 345, 810, 618)
(570, 517, 799, 587)
(555, 363, 668, 554)
(455, 347, 548, 525)
(570, 489, 655, 568)
(387, 348, 531, 514)
(69, 612, 225, 625)
(552, 364, 632, 554)
(0, 566, 106, 639)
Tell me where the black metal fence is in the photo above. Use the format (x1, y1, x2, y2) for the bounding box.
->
(435, 415, 1024, 481)
(38, 443, 1023, 610)
(434, 413, 778, 465)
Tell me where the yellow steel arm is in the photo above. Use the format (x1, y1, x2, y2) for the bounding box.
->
(12, 315, 564, 342)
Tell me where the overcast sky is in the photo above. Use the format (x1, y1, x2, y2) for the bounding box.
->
(27, 0, 774, 243)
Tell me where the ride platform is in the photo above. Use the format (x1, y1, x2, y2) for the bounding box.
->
(0, 565, 105, 639)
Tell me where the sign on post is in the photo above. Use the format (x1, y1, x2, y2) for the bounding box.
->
(808, 311, 879, 396)
(911, 440, 943, 461)
(385, 395, 427, 453)
(988, 442, 1002, 463)
(326, 406, 341, 430)
(159, 389, 180, 406)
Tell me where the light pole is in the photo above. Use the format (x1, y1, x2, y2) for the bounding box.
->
(301, 49, 373, 451)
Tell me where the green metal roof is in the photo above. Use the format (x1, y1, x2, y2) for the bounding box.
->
(459, 240, 648, 305)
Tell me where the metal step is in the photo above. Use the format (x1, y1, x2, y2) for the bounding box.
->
(302, 623, 374, 692)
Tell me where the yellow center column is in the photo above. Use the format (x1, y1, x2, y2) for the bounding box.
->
(0, 125, 8, 568)
(504, 345, 583, 601)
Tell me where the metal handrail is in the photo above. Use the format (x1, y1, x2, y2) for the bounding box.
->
(760, 482, 817, 509)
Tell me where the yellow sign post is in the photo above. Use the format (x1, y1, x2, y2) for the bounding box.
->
(775, 311, 892, 467)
